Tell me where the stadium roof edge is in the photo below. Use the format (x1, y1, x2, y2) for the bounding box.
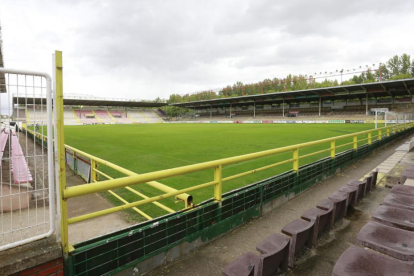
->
(170, 78, 414, 109)
(13, 96, 167, 108)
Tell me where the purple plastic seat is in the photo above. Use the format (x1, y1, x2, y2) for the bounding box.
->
(406, 166, 414, 172)
(255, 233, 290, 273)
(316, 199, 335, 229)
(332, 245, 414, 276)
(338, 185, 358, 208)
(371, 169, 378, 187)
(391, 185, 414, 197)
(347, 179, 366, 200)
(357, 221, 414, 261)
(222, 252, 259, 276)
(372, 205, 414, 231)
(301, 207, 332, 243)
(281, 219, 315, 268)
(402, 170, 414, 180)
(383, 193, 414, 211)
(328, 191, 348, 222)
(365, 174, 373, 193)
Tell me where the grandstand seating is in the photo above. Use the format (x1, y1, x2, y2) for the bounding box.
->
(127, 109, 163, 123)
(12, 102, 414, 125)
(223, 170, 382, 274)
(13, 108, 27, 122)
(63, 108, 80, 125)
(26, 107, 49, 124)
(109, 111, 132, 123)
(74, 110, 99, 124)
(94, 110, 114, 124)
(11, 132, 33, 184)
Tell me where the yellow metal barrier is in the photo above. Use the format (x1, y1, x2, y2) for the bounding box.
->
(59, 122, 413, 253)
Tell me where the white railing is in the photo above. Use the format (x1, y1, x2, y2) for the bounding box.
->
(0, 68, 55, 251)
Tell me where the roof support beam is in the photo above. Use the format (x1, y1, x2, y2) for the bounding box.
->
(380, 83, 392, 96)
(403, 81, 412, 96)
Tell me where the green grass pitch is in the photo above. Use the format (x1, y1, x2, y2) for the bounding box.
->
(63, 123, 381, 221)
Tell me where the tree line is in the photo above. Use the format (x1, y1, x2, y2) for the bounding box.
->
(167, 53, 414, 104)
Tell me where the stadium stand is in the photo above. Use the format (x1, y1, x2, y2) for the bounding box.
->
(64, 108, 80, 125)
(127, 109, 163, 123)
(26, 106, 49, 124)
(332, 182, 414, 275)
(74, 109, 99, 124)
(222, 170, 380, 275)
(109, 110, 132, 123)
(93, 110, 114, 124)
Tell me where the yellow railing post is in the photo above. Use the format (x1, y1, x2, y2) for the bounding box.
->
(90, 160, 99, 182)
(56, 51, 70, 254)
(368, 132, 372, 144)
(387, 128, 390, 137)
(293, 148, 299, 171)
(378, 130, 382, 141)
(214, 165, 222, 201)
(330, 140, 335, 158)
(353, 135, 358, 149)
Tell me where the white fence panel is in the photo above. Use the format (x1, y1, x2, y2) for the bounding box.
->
(0, 68, 55, 251)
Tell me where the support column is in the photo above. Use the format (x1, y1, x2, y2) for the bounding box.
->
(253, 102, 256, 118)
(282, 99, 285, 117)
(210, 105, 212, 118)
(366, 93, 369, 115)
(55, 51, 69, 254)
(230, 104, 232, 118)
(319, 96, 321, 116)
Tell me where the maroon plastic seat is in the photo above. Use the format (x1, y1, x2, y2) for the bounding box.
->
(383, 193, 414, 211)
(316, 199, 336, 229)
(255, 233, 290, 273)
(371, 169, 379, 187)
(338, 185, 358, 208)
(222, 252, 259, 276)
(372, 205, 414, 231)
(406, 166, 414, 172)
(281, 219, 315, 268)
(301, 207, 332, 243)
(392, 185, 414, 197)
(332, 245, 414, 276)
(347, 179, 366, 200)
(328, 191, 348, 222)
(357, 221, 414, 261)
(402, 170, 414, 180)
(365, 174, 373, 193)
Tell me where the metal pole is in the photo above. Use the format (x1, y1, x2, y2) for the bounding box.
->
(254, 102, 256, 118)
(385, 112, 387, 127)
(375, 111, 378, 129)
(282, 99, 285, 117)
(319, 96, 321, 116)
(366, 93, 368, 115)
(230, 104, 232, 118)
(210, 105, 212, 118)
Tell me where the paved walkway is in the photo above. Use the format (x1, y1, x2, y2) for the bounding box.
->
(145, 133, 414, 276)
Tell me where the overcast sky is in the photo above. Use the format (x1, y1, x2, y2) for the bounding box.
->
(1, 0, 414, 101)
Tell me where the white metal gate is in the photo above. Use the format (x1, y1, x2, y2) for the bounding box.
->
(0, 68, 55, 251)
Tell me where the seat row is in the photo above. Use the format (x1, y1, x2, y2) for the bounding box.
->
(332, 184, 414, 275)
(222, 170, 378, 276)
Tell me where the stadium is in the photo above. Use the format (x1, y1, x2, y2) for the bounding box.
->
(2, 4, 414, 275)
(2, 64, 414, 275)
